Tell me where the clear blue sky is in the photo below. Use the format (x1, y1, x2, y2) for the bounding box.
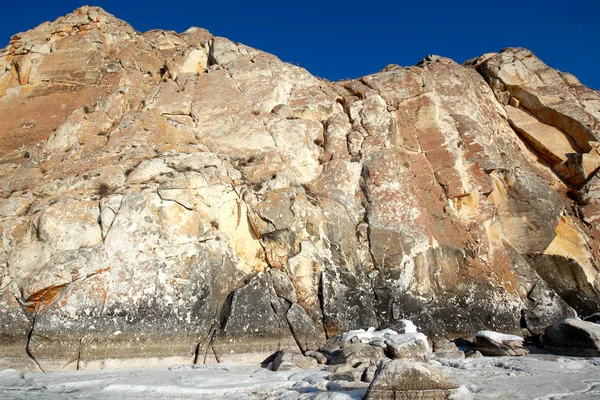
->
(2, 1, 599, 89)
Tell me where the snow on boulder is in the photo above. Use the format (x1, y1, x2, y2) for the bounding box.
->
(323, 321, 431, 363)
(474, 330, 529, 356)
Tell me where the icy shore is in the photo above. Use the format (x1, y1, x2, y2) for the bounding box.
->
(1, 354, 599, 399)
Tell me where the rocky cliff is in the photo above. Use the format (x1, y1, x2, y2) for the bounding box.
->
(1, 6, 599, 371)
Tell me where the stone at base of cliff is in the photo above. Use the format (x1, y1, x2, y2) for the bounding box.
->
(542, 319, 600, 356)
(270, 350, 318, 371)
(474, 331, 529, 356)
(364, 360, 458, 400)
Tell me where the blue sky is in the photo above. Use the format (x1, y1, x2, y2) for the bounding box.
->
(2, 1, 599, 88)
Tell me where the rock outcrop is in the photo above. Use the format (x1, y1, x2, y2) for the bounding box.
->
(1, 7, 600, 370)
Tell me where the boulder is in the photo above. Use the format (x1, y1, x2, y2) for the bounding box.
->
(364, 360, 458, 400)
(431, 338, 464, 360)
(362, 365, 378, 383)
(384, 334, 430, 362)
(328, 368, 364, 382)
(270, 351, 319, 371)
(328, 344, 385, 367)
(542, 318, 600, 356)
(473, 331, 529, 356)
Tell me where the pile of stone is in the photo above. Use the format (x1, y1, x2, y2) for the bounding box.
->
(265, 320, 460, 399)
(262, 316, 600, 398)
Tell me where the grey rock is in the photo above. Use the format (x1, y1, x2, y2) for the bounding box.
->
(432, 338, 459, 353)
(385, 336, 429, 362)
(329, 344, 385, 367)
(542, 318, 600, 356)
(364, 360, 458, 400)
(362, 365, 378, 383)
(272, 350, 318, 371)
(465, 350, 483, 358)
(328, 368, 363, 382)
(474, 331, 529, 357)
(306, 350, 328, 365)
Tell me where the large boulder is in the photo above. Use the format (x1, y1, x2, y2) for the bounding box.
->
(364, 360, 458, 400)
(473, 331, 529, 356)
(542, 318, 600, 356)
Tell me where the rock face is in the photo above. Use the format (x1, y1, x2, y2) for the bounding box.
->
(1, 7, 600, 370)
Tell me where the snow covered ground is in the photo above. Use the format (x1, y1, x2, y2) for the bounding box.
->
(0, 354, 599, 399)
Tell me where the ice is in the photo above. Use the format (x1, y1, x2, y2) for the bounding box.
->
(1, 355, 600, 399)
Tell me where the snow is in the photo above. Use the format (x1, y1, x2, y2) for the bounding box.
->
(0, 364, 366, 400)
(475, 330, 524, 343)
(337, 322, 430, 352)
(1, 355, 600, 399)
(337, 320, 419, 343)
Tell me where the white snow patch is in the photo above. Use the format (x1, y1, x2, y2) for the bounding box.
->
(1, 355, 600, 399)
(475, 330, 523, 343)
(337, 322, 430, 352)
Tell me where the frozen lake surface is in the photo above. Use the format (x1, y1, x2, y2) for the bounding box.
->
(0, 354, 599, 399)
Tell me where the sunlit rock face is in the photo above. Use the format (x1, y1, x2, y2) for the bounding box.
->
(1, 7, 599, 371)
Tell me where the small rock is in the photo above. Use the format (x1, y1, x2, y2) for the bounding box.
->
(328, 368, 363, 382)
(432, 337, 464, 359)
(306, 350, 328, 365)
(384, 334, 430, 362)
(364, 360, 458, 400)
(325, 363, 355, 373)
(433, 338, 459, 353)
(465, 350, 483, 358)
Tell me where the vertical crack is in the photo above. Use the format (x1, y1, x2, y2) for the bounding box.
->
(317, 272, 328, 340)
(25, 316, 45, 372)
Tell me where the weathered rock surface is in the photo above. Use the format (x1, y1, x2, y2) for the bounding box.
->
(364, 360, 458, 400)
(1, 7, 600, 370)
(431, 338, 464, 360)
(542, 318, 600, 356)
